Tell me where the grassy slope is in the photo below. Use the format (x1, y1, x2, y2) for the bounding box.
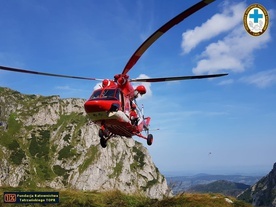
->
(0, 187, 252, 207)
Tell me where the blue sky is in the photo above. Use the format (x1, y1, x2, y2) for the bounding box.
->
(0, 0, 275, 176)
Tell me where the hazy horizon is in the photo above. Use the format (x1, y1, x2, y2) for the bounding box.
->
(162, 163, 274, 177)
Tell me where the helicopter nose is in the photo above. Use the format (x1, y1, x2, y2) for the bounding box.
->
(84, 100, 109, 113)
(84, 100, 119, 113)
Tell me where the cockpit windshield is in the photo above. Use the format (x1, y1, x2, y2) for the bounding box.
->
(90, 89, 102, 99)
(102, 89, 116, 98)
(89, 89, 120, 100)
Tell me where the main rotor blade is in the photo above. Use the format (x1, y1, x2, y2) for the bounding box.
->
(0, 65, 100, 81)
(130, 73, 228, 82)
(122, 0, 215, 75)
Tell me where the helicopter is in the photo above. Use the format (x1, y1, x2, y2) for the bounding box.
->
(0, 0, 227, 148)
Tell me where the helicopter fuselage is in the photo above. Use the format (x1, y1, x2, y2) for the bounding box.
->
(84, 78, 149, 139)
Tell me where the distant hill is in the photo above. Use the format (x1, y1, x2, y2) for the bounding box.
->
(238, 162, 276, 207)
(188, 180, 250, 197)
(167, 174, 261, 194)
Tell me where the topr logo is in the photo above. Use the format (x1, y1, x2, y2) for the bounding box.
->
(4, 193, 17, 203)
(243, 3, 269, 36)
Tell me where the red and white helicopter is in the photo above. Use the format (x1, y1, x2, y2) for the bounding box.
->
(0, 0, 227, 148)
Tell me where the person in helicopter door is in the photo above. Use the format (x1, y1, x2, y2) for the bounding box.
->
(130, 103, 138, 126)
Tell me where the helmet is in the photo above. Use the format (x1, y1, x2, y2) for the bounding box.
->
(102, 79, 109, 87)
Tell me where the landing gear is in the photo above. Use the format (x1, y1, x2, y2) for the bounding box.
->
(147, 134, 153, 146)
(136, 130, 154, 146)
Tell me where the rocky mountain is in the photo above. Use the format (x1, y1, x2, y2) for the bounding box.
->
(238, 163, 276, 207)
(187, 180, 250, 197)
(0, 87, 171, 199)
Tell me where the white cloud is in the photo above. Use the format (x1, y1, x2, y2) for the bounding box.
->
(93, 82, 102, 90)
(181, 2, 246, 54)
(181, 2, 272, 75)
(240, 69, 276, 88)
(192, 25, 271, 75)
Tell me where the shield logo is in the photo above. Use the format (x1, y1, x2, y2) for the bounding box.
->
(243, 4, 269, 36)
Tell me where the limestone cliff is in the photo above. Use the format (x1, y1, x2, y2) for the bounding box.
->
(0, 87, 171, 199)
(238, 163, 276, 207)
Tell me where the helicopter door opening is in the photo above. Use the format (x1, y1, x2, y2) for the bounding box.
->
(119, 90, 124, 111)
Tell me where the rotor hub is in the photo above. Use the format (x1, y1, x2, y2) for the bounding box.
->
(114, 74, 129, 86)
